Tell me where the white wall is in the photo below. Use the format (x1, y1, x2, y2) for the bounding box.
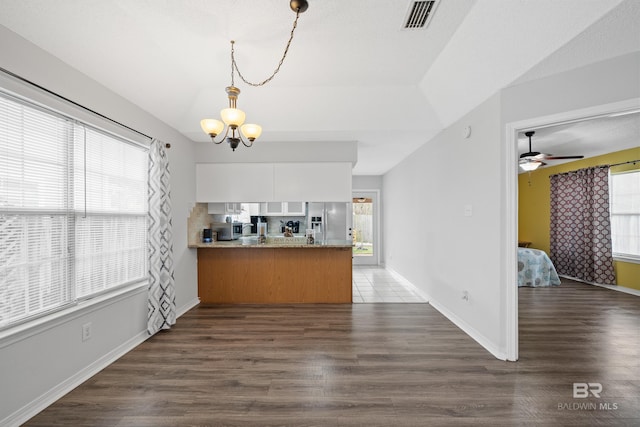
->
(383, 94, 505, 357)
(382, 51, 640, 361)
(502, 52, 640, 124)
(0, 25, 198, 425)
(352, 175, 383, 191)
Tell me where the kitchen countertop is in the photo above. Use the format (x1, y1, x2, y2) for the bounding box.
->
(189, 236, 353, 249)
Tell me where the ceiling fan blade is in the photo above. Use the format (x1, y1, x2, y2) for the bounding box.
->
(542, 155, 585, 160)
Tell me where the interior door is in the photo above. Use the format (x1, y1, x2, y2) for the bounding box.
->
(352, 191, 379, 265)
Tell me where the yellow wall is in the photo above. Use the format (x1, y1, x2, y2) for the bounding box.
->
(518, 146, 640, 290)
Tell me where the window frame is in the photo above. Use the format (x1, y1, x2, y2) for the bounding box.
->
(609, 168, 640, 264)
(0, 86, 150, 334)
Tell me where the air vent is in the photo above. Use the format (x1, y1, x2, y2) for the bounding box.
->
(403, 0, 439, 30)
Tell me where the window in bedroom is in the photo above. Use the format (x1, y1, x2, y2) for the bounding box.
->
(0, 91, 148, 330)
(609, 169, 640, 262)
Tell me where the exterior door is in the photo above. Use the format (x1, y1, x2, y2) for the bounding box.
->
(352, 191, 379, 265)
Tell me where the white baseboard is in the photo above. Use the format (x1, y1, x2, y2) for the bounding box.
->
(3, 297, 201, 427)
(427, 298, 508, 361)
(3, 329, 149, 427)
(561, 275, 640, 297)
(384, 267, 508, 361)
(385, 267, 430, 302)
(177, 297, 200, 317)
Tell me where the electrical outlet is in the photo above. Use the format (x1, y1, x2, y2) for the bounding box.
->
(82, 322, 92, 341)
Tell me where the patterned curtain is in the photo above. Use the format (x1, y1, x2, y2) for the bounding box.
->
(549, 166, 616, 284)
(147, 139, 176, 334)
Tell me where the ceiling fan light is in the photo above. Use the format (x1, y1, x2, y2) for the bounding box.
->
(241, 123, 262, 141)
(221, 107, 246, 127)
(200, 118, 224, 137)
(520, 161, 542, 172)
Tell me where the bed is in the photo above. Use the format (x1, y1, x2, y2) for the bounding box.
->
(518, 248, 561, 287)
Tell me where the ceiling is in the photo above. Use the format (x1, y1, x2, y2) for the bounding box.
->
(0, 0, 638, 175)
(517, 112, 640, 173)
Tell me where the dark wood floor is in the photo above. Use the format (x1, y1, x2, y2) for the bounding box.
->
(26, 279, 640, 426)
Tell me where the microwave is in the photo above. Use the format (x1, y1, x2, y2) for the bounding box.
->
(211, 222, 242, 241)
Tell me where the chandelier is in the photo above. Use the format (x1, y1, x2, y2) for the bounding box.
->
(200, 0, 309, 151)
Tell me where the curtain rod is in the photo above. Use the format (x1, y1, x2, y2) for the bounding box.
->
(609, 159, 640, 168)
(551, 159, 640, 177)
(0, 66, 170, 149)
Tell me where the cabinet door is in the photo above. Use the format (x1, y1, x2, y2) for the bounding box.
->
(264, 201, 284, 216)
(274, 162, 352, 202)
(246, 203, 261, 216)
(196, 163, 274, 202)
(284, 201, 305, 215)
(208, 203, 226, 214)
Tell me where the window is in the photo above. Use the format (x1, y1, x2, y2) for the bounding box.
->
(610, 169, 640, 262)
(0, 91, 148, 329)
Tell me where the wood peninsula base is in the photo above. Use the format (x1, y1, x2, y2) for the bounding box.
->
(197, 246, 352, 303)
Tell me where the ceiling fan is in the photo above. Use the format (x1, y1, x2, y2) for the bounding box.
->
(519, 131, 584, 171)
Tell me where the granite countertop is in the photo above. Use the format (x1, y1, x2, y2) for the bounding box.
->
(189, 236, 353, 249)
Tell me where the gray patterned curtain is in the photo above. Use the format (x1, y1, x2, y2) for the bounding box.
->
(147, 139, 176, 334)
(549, 166, 616, 284)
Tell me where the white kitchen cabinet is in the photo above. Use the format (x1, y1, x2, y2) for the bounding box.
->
(225, 203, 242, 214)
(284, 201, 305, 215)
(196, 163, 274, 202)
(208, 202, 241, 214)
(197, 162, 352, 203)
(261, 201, 306, 216)
(245, 203, 261, 216)
(262, 201, 284, 216)
(207, 203, 225, 214)
(274, 162, 352, 202)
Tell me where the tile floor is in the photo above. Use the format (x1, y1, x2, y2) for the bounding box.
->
(352, 266, 428, 303)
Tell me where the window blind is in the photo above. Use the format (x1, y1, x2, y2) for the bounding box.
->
(0, 95, 73, 325)
(0, 91, 148, 329)
(73, 126, 148, 298)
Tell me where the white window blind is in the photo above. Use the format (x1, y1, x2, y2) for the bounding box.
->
(73, 126, 148, 298)
(0, 96, 73, 325)
(610, 169, 640, 261)
(0, 91, 148, 329)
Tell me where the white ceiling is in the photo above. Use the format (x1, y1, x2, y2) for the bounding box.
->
(517, 112, 640, 172)
(0, 0, 638, 174)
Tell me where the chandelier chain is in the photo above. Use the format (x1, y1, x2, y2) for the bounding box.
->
(231, 9, 301, 87)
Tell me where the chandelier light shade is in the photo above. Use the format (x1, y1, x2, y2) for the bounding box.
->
(200, 118, 224, 136)
(241, 123, 263, 140)
(200, 0, 308, 151)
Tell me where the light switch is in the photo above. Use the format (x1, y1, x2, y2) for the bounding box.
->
(464, 204, 473, 216)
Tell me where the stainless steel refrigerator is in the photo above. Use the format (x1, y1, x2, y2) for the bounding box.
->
(307, 202, 352, 242)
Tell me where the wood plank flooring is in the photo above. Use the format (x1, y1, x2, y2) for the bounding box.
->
(25, 279, 640, 426)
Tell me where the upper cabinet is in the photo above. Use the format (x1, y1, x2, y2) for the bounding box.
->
(260, 201, 306, 216)
(274, 162, 352, 202)
(196, 163, 274, 202)
(196, 162, 352, 202)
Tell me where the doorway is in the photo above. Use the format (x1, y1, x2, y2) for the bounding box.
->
(505, 98, 640, 361)
(352, 190, 379, 266)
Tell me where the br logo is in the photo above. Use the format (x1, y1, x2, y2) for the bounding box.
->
(573, 383, 602, 398)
